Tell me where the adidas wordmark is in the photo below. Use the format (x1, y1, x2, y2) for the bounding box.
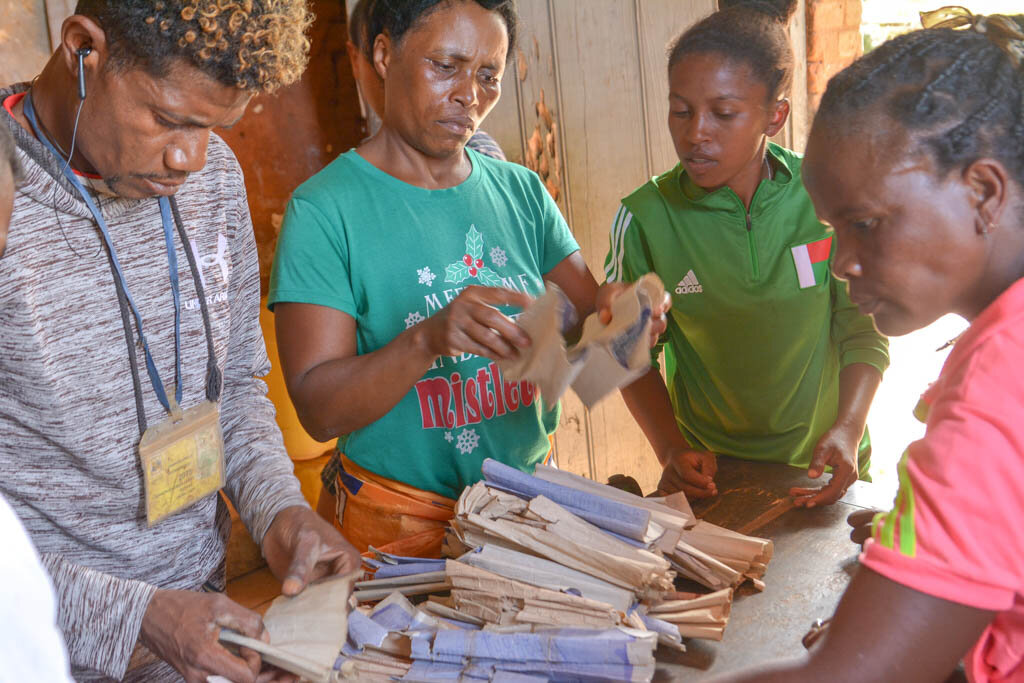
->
(675, 269, 703, 295)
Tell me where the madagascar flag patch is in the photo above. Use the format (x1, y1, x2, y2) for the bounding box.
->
(791, 236, 833, 288)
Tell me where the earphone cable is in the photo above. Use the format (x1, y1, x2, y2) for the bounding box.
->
(46, 95, 100, 259)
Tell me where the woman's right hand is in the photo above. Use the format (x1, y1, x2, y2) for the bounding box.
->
(656, 446, 719, 498)
(419, 285, 534, 361)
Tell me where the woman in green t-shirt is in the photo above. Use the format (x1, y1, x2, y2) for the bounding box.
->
(602, 0, 889, 506)
(269, 0, 664, 553)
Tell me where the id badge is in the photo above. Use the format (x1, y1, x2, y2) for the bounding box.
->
(139, 400, 225, 526)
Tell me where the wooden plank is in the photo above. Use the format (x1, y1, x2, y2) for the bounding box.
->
(480, 50, 525, 165)
(505, 0, 593, 479)
(788, 0, 810, 152)
(631, 0, 712, 490)
(513, 0, 571, 217)
(44, 0, 76, 50)
(765, 0, 809, 152)
(217, 0, 364, 293)
(0, 0, 53, 86)
(553, 389, 594, 479)
(636, 0, 716, 178)
(549, 0, 661, 492)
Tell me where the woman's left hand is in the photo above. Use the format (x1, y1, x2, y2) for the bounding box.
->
(789, 421, 863, 507)
(595, 281, 671, 347)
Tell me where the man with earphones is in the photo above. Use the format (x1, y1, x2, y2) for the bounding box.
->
(0, 3, 359, 682)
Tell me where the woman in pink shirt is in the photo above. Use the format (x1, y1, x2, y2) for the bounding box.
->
(719, 9, 1024, 683)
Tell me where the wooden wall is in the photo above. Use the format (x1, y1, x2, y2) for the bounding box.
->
(484, 0, 714, 492)
(0, 0, 56, 85)
(481, 0, 810, 491)
(216, 1, 365, 290)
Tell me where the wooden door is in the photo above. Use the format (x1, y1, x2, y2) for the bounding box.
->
(482, 0, 809, 490)
(482, 0, 717, 491)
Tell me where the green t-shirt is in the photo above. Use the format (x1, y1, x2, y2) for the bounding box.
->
(604, 144, 889, 472)
(269, 149, 579, 498)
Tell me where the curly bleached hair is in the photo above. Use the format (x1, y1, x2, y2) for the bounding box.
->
(75, 1, 314, 93)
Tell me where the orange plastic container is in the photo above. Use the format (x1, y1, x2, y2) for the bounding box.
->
(259, 297, 332, 506)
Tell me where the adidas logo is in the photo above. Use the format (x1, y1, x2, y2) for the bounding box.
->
(675, 269, 703, 295)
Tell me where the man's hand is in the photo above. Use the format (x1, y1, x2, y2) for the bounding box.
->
(419, 285, 534, 361)
(656, 447, 718, 498)
(139, 589, 266, 683)
(261, 505, 361, 597)
(595, 281, 672, 347)
(790, 421, 862, 508)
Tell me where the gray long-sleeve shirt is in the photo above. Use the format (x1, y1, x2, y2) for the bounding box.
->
(0, 83, 308, 681)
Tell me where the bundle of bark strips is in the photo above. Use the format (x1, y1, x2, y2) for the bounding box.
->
(339, 590, 659, 682)
(528, 462, 773, 592)
(341, 459, 776, 681)
(670, 521, 773, 592)
(641, 588, 733, 641)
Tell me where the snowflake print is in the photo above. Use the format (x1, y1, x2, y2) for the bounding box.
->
(417, 266, 436, 287)
(444, 431, 454, 443)
(405, 311, 425, 329)
(490, 246, 508, 268)
(455, 428, 480, 455)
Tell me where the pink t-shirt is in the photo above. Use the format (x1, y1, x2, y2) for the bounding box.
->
(861, 277, 1024, 683)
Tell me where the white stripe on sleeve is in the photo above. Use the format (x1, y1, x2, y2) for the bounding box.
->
(612, 210, 634, 283)
(604, 205, 626, 282)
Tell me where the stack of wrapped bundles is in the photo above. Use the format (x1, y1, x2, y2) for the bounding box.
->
(528, 463, 773, 592)
(339, 591, 658, 682)
(340, 459, 775, 681)
(640, 588, 733, 641)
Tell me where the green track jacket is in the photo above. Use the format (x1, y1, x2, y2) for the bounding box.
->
(604, 144, 889, 471)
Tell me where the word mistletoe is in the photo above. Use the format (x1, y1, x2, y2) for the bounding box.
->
(445, 225, 503, 286)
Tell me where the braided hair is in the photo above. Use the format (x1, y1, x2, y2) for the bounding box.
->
(667, 0, 797, 101)
(815, 15, 1024, 186)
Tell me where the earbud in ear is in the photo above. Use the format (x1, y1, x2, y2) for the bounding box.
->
(76, 47, 92, 101)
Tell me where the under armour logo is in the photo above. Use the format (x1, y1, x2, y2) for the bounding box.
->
(189, 234, 229, 289)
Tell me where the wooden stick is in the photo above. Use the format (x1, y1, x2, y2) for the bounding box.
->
(353, 582, 450, 603)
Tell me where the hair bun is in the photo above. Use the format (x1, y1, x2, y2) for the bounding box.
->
(718, 0, 797, 23)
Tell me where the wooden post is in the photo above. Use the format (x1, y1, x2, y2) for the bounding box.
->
(44, 0, 77, 50)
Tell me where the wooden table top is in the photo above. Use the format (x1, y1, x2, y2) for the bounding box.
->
(654, 456, 895, 680)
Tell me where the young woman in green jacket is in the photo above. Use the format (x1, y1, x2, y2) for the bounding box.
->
(603, 0, 889, 505)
